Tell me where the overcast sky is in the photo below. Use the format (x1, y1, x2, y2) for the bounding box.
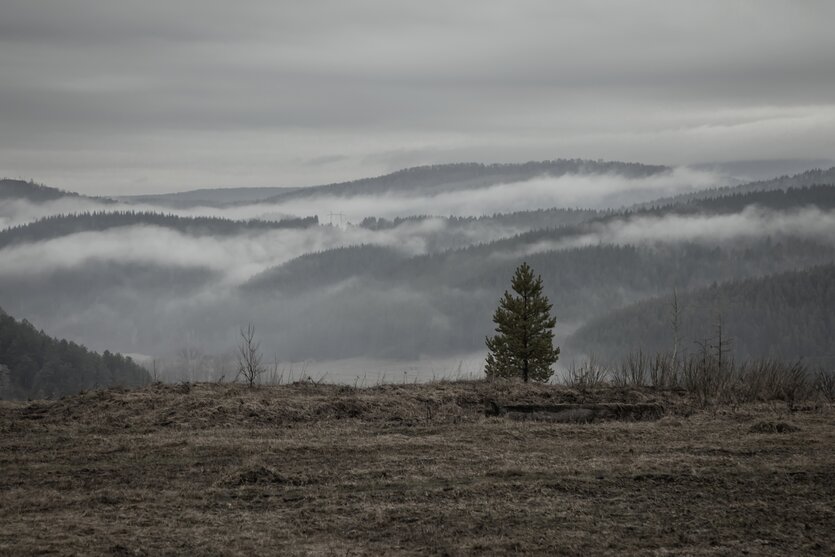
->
(2, 0, 834, 195)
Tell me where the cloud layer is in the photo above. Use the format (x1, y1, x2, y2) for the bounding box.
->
(2, 1, 834, 194)
(523, 206, 835, 256)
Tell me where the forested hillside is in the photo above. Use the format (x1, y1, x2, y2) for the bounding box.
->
(245, 245, 407, 293)
(234, 238, 834, 360)
(0, 212, 318, 249)
(234, 183, 835, 360)
(651, 183, 835, 214)
(247, 185, 835, 314)
(0, 308, 150, 399)
(358, 207, 601, 232)
(0, 178, 80, 203)
(122, 186, 302, 208)
(565, 265, 835, 368)
(262, 159, 669, 201)
(644, 167, 835, 207)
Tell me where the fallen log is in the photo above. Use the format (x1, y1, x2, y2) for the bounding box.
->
(484, 400, 664, 423)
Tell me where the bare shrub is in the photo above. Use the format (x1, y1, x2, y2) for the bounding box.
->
(777, 361, 811, 406)
(612, 350, 649, 387)
(814, 368, 835, 403)
(649, 351, 679, 389)
(733, 359, 809, 405)
(236, 323, 264, 387)
(679, 356, 813, 406)
(733, 359, 772, 402)
(681, 342, 732, 406)
(565, 355, 608, 390)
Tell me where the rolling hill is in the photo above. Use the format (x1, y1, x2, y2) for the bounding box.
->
(121, 186, 302, 208)
(0, 178, 81, 203)
(565, 265, 835, 368)
(0, 212, 318, 249)
(260, 159, 670, 201)
(0, 307, 150, 399)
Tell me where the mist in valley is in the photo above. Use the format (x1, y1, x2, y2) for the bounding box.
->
(3, 165, 835, 386)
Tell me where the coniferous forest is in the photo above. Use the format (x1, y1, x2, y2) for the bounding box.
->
(0, 308, 149, 399)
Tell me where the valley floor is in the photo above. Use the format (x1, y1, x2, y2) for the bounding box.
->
(0, 382, 833, 556)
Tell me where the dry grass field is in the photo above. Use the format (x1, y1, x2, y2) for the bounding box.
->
(1, 381, 833, 556)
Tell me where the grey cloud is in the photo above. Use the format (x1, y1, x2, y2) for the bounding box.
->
(521, 207, 835, 256)
(1, 1, 834, 194)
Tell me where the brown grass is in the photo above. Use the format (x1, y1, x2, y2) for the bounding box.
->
(1, 381, 833, 555)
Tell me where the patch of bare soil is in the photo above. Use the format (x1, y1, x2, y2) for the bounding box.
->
(0, 381, 833, 555)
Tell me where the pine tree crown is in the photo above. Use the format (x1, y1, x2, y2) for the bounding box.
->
(485, 262, 559, 382)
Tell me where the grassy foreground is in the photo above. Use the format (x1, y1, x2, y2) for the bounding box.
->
(1, 381, 833, 556)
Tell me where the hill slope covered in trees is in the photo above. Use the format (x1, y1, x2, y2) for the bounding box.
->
(642, 166, 835, 207)
(0, 178, 81, 203)
(0, 308, 150, 399)
(565, 265, 835, 368)
(261, 159, 670, 201)
(0, 212, 318, 249)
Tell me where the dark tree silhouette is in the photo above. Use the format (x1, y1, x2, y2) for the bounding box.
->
(485, 262, 560, 382)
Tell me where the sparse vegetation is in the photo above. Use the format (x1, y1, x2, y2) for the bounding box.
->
(814, 368, 835, 403)
(565, 354, 608, 390)
(571, 350, 826, 409)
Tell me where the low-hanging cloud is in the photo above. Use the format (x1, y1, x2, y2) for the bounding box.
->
(522, 206, 835, 256)
(0, 215, 526, 285)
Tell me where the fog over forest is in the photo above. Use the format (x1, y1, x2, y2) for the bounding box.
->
(2, 161, 835, 391)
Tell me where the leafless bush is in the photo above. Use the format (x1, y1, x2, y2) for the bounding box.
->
(733, 360, 771, 402)
(776, 360, 811, 406)
(649, 351, 679, 389)
(236, 323, 264, 387)
(565, 355, 609, 390)
(612, 350, 649, 387)
(732, 359, 810, 405)
(681, 343, 732, 406)
(815, 368, 835, 403)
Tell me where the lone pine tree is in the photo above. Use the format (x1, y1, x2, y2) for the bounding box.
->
(485, 262, 560, 382)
